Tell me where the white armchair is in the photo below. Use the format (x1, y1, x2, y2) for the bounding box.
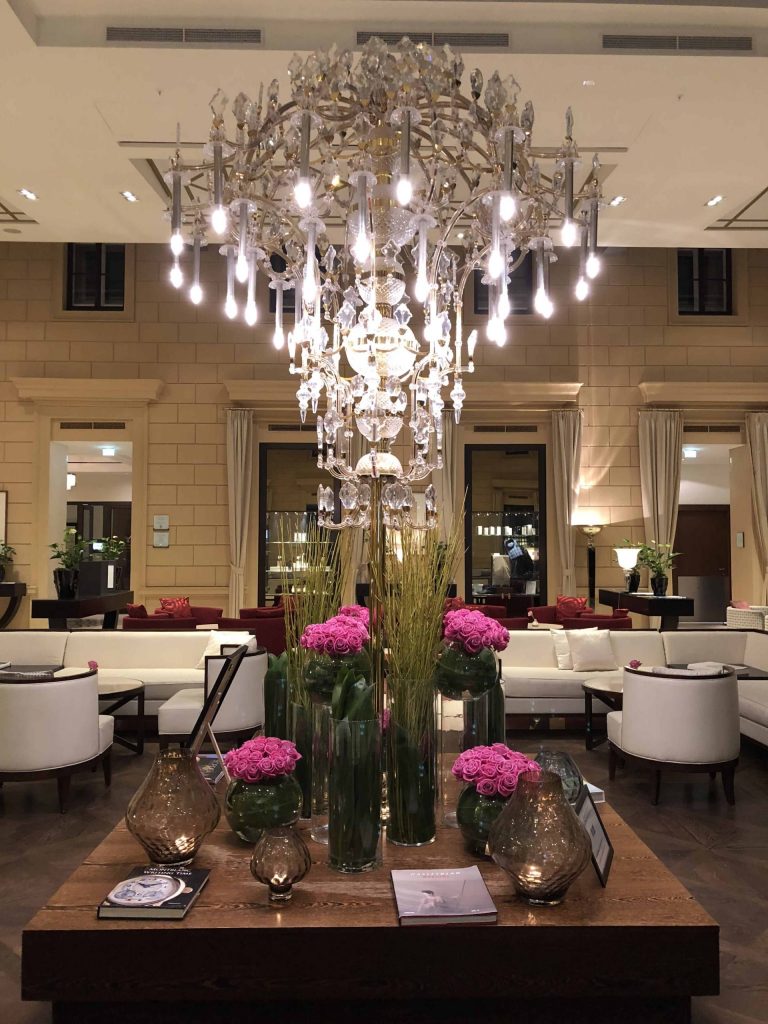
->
(607, 666, 740, 805)
(0, 670, 114, 812)
(157, 649, 267, 747)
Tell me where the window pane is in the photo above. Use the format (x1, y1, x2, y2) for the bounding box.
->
(677, 249, 695, 314)
(67, 243, 100, 309)
(102, 245, 126, 310)
(677, 247, 732, 316)
(268, 254, 296, 314)
(473, 250, 533, 315)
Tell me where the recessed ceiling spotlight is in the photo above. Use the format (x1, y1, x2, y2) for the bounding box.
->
(682, 446, 698, 459)
(582, 79, 596, 87)
(609, 195, 627, 207)
(101, 445, 117, 457)
(18, 188, 38, 201)
(457, 232, 465, 239)
(706, 194, 724, 207)
(120, 191, 139, 203)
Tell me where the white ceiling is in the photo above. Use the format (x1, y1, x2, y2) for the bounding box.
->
(3, 0, 768, 245)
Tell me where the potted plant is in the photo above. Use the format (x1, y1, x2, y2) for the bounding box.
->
(49, 528, 86, 599)
(80, 535, 127, 595)
(0, 542, 16, 583)
(637, 541, 680, 597)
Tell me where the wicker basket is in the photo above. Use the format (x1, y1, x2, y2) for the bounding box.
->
(726, 607, 768, 630)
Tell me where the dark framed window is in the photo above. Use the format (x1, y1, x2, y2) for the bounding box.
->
(473, 250, 534, 316)
(677, 248, 733, 316)
(65, 243, 125, 311)
(267, 254, 296, 315)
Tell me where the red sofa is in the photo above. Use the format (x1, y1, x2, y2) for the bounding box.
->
(531, 604, 632, 630)
(122, 605, 223, 630)
(219, 607, 286, 656)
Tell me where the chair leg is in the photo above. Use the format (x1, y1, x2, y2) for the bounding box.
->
(57, 773, 72, 814)
(608, 744, 618, 781)
(102, 749, 112, 788)
(652, 770, 662, 806)
(158, 739, 169, 751)
(722, 766, 736, 806)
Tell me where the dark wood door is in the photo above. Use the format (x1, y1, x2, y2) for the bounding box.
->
(674, 505, 730, 622)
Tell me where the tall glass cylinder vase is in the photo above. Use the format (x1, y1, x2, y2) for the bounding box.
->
(264, 653, 290, 739)
(289, 701, 312, 820)
(310, 700, 331, 845)
(439, 689, 492, 827)
(386, 698, 437, 847)
(328, 716, 382, 872)
(488, 678, 506, 745)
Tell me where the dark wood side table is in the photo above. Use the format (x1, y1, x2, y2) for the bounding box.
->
(0, 581, 27, 630)
(598, 589, 694, 630)
(97, 678, 145, 755)
(583, 677, 624, 750)
(31, 590, 133, 630)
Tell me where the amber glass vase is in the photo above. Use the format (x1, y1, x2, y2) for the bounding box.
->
(126, 749, 221, 865)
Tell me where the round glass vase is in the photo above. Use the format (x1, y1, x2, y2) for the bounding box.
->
(224, 773, 303, 843)
(328, 716, 382, 872)
(126, 749, 220, 865)
(386, 696, 437, 848)
(456, 784, 507, 857)
(488, 769, 591, 906)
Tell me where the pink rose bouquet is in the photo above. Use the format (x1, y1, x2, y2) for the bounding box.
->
(223, 736, 301, 783)
(338, 604, 369, 625)
(443, 609, 509, 655)
(300, 613, 371, 700)
(436, 609, 509, 698)
(452, 744, 540, 798)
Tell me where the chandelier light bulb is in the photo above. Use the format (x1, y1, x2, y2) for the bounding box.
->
(245, 300, 258, 326)
(303, 269, 318, 306)
(586, 253, 601, 279)
(497, 287, 511, 320)
(534, 286, 554, 319)
(414, 273, 429, 304)
(351, 228, 371, 265)
(189, 283, 203, 305)
(224, 295, 238, 319)
(486, 315, 500, 342)
(575, 276, 589, 301)
(273, 326, 285, 350)
(211, 205, 228, 235)
(235, 252, 249, 284)
(170, 232, 184, 257)
(396, 175, 413, 207)
(488, 247, 504, 280)
(499, 192, 516, 222)
(495, 325, 507, 347)
(294, 178, 312, 209)
(169, 262, 183, 289)
(560, 218, 578, 248)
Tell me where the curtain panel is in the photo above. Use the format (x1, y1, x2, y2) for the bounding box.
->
(746, 413, 768, 603)
(552, 409, 583, 596)
(433, 414, 458, 544)
(638, 409, 683, 559)
(226, 408, 254, 617)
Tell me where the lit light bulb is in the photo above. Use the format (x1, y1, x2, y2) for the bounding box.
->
(499, 192, 516, 222)
(169, 263, 183, 289)
(495, 325, 507, 347)
(170, 232, 184, 257)
(273, 326, 285, 350)
(534, 287, 554, 319)
(211, 205, 228, 235)
(586, 253, 601, 279)
(575, 277, 589, 301)
(189, 283, 203, 305)
(224, 296, 238, 319)
(414, 274, 429, 304)
(396, 176, 413, 207)
(351, 228, 371, 265)
(560, 219, 578, 248)
(245, 300, 258, 326)
(294, 178, 312, 209)
(488, 247, 504, 280)
(235, 253, 249, 284)
(497, 288, 511, 320)
(486, 316, 500, 342)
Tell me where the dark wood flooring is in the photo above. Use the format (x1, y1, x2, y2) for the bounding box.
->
(1, 732, 767, 1023)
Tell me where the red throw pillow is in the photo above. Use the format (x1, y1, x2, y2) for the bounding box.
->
(556, 595, 588, 622)
(126, 603, 148, 619)
(613, 608, 630, 618)
(159, 596, 193, 619)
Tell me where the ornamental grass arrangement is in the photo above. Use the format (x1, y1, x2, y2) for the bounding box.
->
(436, 608, 509, 699)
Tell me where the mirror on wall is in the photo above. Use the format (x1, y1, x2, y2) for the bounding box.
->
(464, 445, 547, 613)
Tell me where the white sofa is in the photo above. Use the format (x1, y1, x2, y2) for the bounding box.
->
(500, 628, 768, 748)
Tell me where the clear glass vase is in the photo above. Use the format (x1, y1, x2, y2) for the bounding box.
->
(439, 688, 492, 827)
(310, 700, 331, 845)
(250, 826, 312, 903)
(264, 652, 290, 739)
(328, 716, 382, 872)
(224, 773, 303, 843)
(456, 784, 507, 857)
(488, 769, 591, 906)
(126, 749, 221, 865)
(289, 701, 312, 820)
(386, 699, 437, 847)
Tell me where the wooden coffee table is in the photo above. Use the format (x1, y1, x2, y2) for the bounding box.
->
(97, 677, 145, 755)
(22, 812, 717, 1024)
(583, 677, 624, 750)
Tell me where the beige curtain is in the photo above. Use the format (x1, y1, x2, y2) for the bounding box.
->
(745, 413, 768, 602)
(552, 409, 583, 596)
(226, 408, 254, 616)
(638, 409, 683, 554)
(433, 414, 458, 543)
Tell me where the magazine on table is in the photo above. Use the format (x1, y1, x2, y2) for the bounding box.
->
(391, 865, 497, 925)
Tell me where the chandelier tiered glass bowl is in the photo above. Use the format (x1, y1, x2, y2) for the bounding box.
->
(165, 37, 603, 530)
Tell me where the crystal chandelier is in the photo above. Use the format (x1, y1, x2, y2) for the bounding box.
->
(165, 37, 603, 531)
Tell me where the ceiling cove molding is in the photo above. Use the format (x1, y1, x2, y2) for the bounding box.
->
(12, 378, 164, 404)
(639, 382, 768, 407)
(225, 379, 581, 417)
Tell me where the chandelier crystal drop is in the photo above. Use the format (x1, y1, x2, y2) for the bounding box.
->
(164, 38, 603, 530)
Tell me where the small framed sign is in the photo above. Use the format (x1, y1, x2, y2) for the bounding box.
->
(153, 530, 170, 548)
(575, 784, 613, 887)
(153, 515, 170, 531)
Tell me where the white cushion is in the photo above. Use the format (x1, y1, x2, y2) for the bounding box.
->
(610, 631, 666, 667)
(744, 632, 768, 672)
(552, 628, 579, 670)
(98, 714, 114, 753)
(567, 630, 618, 672)
(502, 668, 622, 700)
(64, 631, 210, 669)
(738, 679, 768, 730)
(96, 667, 205, 701)
(195, 631, 253, 670)
(499, 632, 558, 669)
(607, 710, 622, 746)
(662, 631, 747, 668)
(157, 688, 205, 735)
(0, 632, 69, 667)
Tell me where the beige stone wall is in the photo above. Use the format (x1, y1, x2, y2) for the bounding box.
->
(1, 241, 767, 624)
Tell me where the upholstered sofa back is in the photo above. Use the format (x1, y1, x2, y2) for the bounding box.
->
(64, 630, 210, 669)
(0, 631, 70, 667)
(662, 631, 748, 667)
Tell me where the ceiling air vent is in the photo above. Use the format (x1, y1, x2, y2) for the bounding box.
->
(106, 27, 184, 43)
(603, 33, 751, 53)
(60, 421, 127, 430)
(473, 425, 538, 434)
(267, 423, 315, 432)
(683, 423, 741, 433)
(184, 28, 261, 45)
(357, 31, 508, 49)
(357, 31, 432, 46)
(106, 26, 262, 46)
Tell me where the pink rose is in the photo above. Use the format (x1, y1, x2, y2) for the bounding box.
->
(88, 660, 98, 670)
(628, 659, 642, 669)
(476, 778, 497, 797)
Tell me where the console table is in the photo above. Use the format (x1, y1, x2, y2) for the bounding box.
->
(0, 581, 26, 629)
(599, 588, 694, 630)
(31, 590, 133, 630)
(22, 811, 718, 1024)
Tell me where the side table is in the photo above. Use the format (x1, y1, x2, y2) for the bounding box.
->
(0, 582, 27, 630)
(97, 678, 145, 755)
(583, 676, 624, 751)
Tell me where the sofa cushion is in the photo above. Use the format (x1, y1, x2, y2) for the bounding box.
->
(554, 627, 597, 670)
(568, 630, 618, 672)
(502, 667, 622, 700)
(737, 679, 768, 730)
(157, 688, 205, 735)
(64, 631, 210, 669)
(195, 631, 253, 669)
(662, 631, 747, 667)
(556, 595, 588, 621)
(97, 667, 206, 702)
(126, 603, 148, 618)
(499, 632, 558, 669)
(744, 632, 768, 672)
(0, 631, 69, 668)
(160, 596, 193, 619)
(610, 631, 666, 667)
(239, 606, 284, 619)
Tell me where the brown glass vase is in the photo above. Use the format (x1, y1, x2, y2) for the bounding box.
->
(488, 769, 591, 906)
(126, 749, 221, 865)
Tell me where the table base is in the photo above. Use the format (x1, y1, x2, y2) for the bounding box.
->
(584, 689, 623, 751)
(98, 691, 144, 755)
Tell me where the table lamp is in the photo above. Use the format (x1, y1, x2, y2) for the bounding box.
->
(614, 547, 642, 593)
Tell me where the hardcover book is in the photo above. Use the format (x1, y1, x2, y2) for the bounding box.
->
(97, 865, 210, 920)
(391, 865, 497, 925)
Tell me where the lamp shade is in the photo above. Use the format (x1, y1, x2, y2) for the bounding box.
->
(615, 547, 641, 571)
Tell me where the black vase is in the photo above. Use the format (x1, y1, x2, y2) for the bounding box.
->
(0, 564, 5, 583)
(651, 574, 668, 597)
(627, 569, 641, 594)
(53, 568, 78, 600)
